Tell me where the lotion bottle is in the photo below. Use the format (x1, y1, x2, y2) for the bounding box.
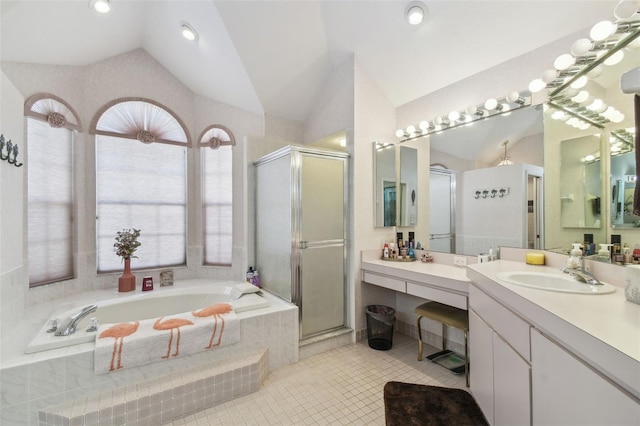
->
(596, 244, 612, 263)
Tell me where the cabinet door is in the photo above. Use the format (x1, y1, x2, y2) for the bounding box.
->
(531, 329, 640, 425)
(493, 333, 531, 425)
(470, 309, 494, 425)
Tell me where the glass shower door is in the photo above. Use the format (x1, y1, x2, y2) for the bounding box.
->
(297, 153, 346, 339)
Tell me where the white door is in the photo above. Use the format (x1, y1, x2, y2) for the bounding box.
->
(429, 168, 456, 253)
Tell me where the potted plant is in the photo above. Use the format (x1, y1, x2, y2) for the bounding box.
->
(114, 228, 141, 292)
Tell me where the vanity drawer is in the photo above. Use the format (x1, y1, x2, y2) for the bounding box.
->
(407, 282, 467, 310)
(470, 284, 531, 361)
(363, 271, 406, 292)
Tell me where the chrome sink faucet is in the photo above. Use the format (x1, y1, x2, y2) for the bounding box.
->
(561, 258, 602, 285)
(54, 304, 98, 336)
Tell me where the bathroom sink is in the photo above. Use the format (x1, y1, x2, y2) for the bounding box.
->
(495, 271, 616, 294)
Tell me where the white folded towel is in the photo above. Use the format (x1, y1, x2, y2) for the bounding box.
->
(94, 303, 239, 374)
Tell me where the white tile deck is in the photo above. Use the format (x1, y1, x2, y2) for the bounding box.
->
(169, 333, 466, 425)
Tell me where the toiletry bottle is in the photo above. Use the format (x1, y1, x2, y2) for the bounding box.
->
(246, 267, 254, 283)
(566, 243, 582, 269)
(408, 242, 414, 259)
(634, 244, 640, 263)
(383, 243, 390, 259)
(624, 245, 632, 264)
(596, 244, 612, 263)
(252, 270, 261, 287)
(583, 233, 594, 255)
(611, 234, 621, 262)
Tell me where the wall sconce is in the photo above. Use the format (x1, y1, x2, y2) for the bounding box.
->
(397, 91, 531, 142)
(89, 0, 110, 13)
(0, 134, 23, 167)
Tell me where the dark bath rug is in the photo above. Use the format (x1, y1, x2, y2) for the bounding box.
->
(383, 381, 488, 426)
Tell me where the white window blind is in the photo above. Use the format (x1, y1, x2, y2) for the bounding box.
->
(27, 118, 74, 285)
(96, 135, 187, 272)
(202, 145, 233, 265)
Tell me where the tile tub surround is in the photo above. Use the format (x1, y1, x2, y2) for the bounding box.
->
(0, 279, 298, 426)
(39, 349, 269, 426)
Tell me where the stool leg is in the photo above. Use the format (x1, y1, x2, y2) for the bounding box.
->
(417, 316, 423, 361)
(464, 329, 469, 387)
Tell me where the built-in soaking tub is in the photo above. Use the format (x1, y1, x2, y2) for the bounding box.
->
(26, 282, 270, 353)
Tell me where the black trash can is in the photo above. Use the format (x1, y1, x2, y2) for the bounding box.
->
(366, 305, 396, 350)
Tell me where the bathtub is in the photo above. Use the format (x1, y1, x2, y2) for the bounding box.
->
(26, 283, 269, 354)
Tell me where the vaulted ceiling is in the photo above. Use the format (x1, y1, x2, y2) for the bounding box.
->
(1, 0, 618, 122)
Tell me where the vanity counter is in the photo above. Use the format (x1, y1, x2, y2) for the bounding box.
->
(468, 259, 640, 398)
(362, 258, 469, 293)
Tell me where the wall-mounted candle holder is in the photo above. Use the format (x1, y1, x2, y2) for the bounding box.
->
(0, 134, 23, 167)
(474, 187, 510, 199)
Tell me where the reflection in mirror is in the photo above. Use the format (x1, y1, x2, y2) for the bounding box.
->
(373, 142, 396, 227)
(611, 128, 639, 227)
(399, 146, 418, 227)
(427, 106, 544, 256)
(373, 143, 419, 227)
(429, 167, 456, 253)
(559, 134, 602, 228)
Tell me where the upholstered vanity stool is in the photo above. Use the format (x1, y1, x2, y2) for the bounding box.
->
(415, 301, 470, 387)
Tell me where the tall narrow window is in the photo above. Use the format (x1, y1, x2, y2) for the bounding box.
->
(200, 125, 234, 266)
(92, 99, 190, 272)
(25, 94, 82, 286)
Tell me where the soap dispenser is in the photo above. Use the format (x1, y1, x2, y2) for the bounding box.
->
(596, 244, 612, 263)
(566, 243, 582, 269)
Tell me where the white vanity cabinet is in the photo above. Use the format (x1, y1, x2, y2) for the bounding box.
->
(531, 329, 639, 425)
(470, 285, 531, 426)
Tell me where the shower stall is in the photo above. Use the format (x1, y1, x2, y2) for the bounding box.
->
(254, 146, 349, 340)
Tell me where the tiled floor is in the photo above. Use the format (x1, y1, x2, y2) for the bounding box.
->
(169, 333, 466, 425)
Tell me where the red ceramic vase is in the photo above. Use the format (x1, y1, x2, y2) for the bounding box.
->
(118, 258, 136, 292)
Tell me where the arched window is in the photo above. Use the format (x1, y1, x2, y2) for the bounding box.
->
(92, 98, 190, 272)
(200, 125, 234, 266)
(25, 93, 81, 286)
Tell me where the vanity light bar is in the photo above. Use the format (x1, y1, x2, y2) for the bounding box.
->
(396, 92, 532, 142)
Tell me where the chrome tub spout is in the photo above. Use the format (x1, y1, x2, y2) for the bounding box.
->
(54, 304, 98, 336)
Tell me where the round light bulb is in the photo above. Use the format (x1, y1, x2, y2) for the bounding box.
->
(541, 69, 558, 84)
(570, 75, 588, 89)
(395, 129, 405, 138)
(587, 98, 604, 111)
(595, 102, 608, 113)
(611, 112, 625, 123)
(406, 125, 416, 134)
(466, 105, 478, 116)
(419, 121, 430, 131)
(506, 91, 521, 103)
(434, 116, 443, 125)
(572, 90, 590, 103)
(562, 87, 579, 98)
(407, 5, 424, 25)
(590, 21, 618, 41)
(614, 0, 640, 19)
(585, 154, 596, 161)
(551, 111, 565, 120)
(484, 98, 498, 111)
(554, 54, 576, 71)
(604, 50, 624, 66)
(570, 38, 594, 56)
(448, 111, 460, 122)
(528, 79, 546, 93)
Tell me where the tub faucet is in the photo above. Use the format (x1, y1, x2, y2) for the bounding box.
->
(561, 260, 602, 285)
(54, 304, 98, 336)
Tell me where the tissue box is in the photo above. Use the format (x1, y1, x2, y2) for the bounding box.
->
(625, 265, 640, 305)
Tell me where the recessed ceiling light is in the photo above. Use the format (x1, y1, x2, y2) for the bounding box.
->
(181, 23, 199, 42)
(89, 0, 111, 14)
(406, 2, 427, 25)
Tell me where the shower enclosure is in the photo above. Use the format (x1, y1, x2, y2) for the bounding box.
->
(254, 146, 348, 340)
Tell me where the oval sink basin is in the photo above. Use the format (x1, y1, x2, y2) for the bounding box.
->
(495, 271, 616, 294)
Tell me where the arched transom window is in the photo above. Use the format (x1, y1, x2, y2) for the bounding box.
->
(93, 98, 190, 272)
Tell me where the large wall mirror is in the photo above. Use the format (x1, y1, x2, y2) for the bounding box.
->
(373, 142, 418, 228)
